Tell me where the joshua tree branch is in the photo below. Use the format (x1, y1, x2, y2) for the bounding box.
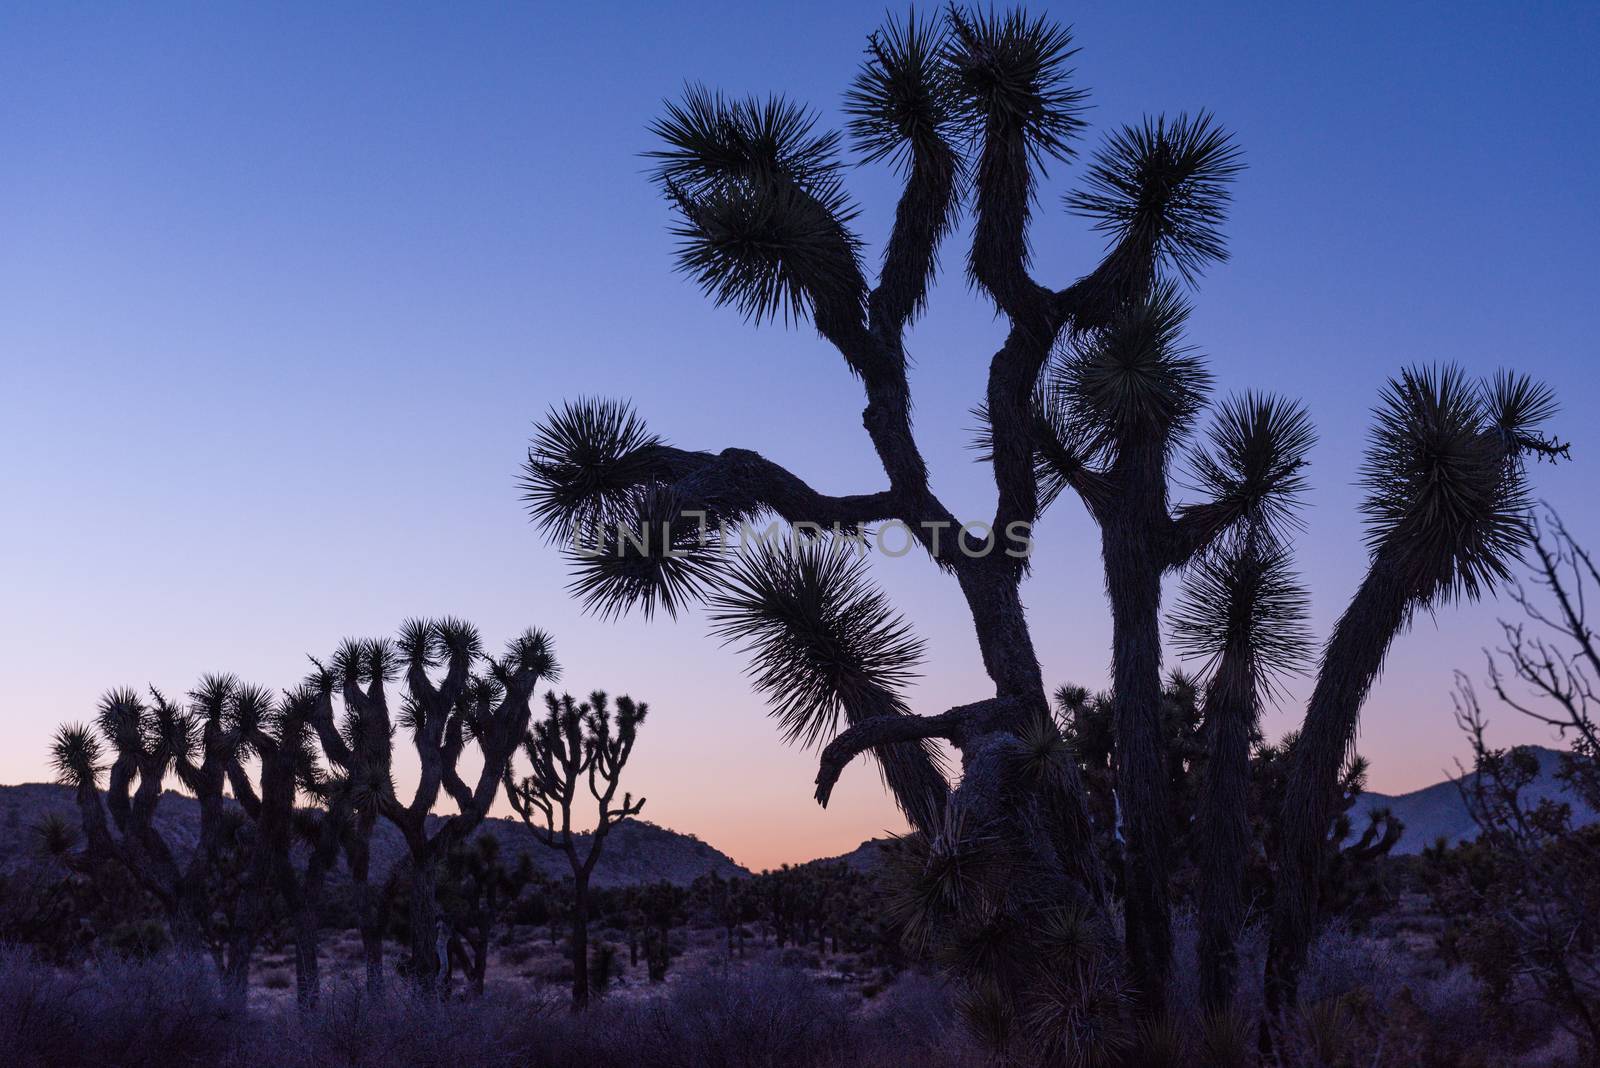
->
(813, 696, 1020, 808)
(869, 140, 960, 336)
(1166, 501, 1238, 568)
(647, 445, 900, 530)
(1032, 415, 1112, 518)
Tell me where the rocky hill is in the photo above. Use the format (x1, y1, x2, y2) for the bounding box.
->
(0, 783, 749, 889)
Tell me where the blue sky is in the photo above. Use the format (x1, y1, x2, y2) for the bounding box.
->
(2, 2, 1596, 868)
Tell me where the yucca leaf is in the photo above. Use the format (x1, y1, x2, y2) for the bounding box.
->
(1066, 111, 1242, 284)
(521, 398, 668, 543)
(706, 535, 924, 748)
(844, 9, 962, 172)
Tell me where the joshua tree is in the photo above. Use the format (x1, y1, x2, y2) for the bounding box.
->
(505, 690, 647, 1009)
(1266, 369, 1567, 1020)
(310, 620, 553, 992)
(1036, 310, 1314, 1007)
(522, 2, 1239, 1006)
(1169, 521, 1313, 1013)
(225, 673, 350, 1008)
(438, 835, 535, 995)
(51, 677, 265, 999)
(519, 4, 1566, 1042)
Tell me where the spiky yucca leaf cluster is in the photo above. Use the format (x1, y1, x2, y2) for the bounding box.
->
(844, 9, 961, 172)
(51, 723, 103, 787)
(330, 637, 397, 688)
(94, 687, 147, 752)
(1019, 960, 1135, 1068)
(650, 87, 864, 326)
(882, 804, 1018, 955)
(707, 536, 924, 748)
(945, 6, 1085, 167)
(1171, 532, 1312, 699)
(497, 627, 559, 682)
(1361, 365, 1563, 604)
(1188, 391, 1316, 537)
(398, 616, 483, 669)
(521, 398, 667, 543)
(148, 686, 198, 765)
(1066, 111, 1243, 284)
(31, 812, 81, 860)
(567, 485, 720, 621)
(1048, 283, 1211, 463)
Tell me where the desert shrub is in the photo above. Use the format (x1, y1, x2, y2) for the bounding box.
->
(0, 947, 238, 1068)
(1299, 921, 1406, 1007)
(265, 981, 557, 1068)
(613, 963, 861, 1068)
(589, 941, 623, 997)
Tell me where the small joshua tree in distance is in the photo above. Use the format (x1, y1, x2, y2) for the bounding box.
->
(506, 690, 647, 1010)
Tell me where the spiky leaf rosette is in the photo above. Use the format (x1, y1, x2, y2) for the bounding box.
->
(401, 616, 483, 668)
(1019, 959, 1135, 1068)
(229, 682, 276, 752)
(1361, 365, 1562, 604)
(707, 535, 924, 747)
(945, 6, 1085, 168)
(1049, 282, 1211, 460)
(95, 688, 148, 753)
(650, 87, 864, 326)
(1170, 530, 1312, 700)
(567, 485, 720, 620)
(52, 723, 103, 787)
(500, 627, 559, 682)
(1066, 111, 1242, 285)
(844, 9, 961, 172)
(521, 398, 669, 543)
(147, 687, 196, 766)
(1027, 378, 1100, 514)
(708, 535, 949, 831)
(32, 812, 81, 860)
(331, 637, 397, 687)
(1187, 391, 1316, 537)
(882, 804, 1019, 955)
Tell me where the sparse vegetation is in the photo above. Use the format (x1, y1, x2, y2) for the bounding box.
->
(2, 5, 1586, 1067)
(506, 690, 649, 1009)
(520, 4, 1566, 1057)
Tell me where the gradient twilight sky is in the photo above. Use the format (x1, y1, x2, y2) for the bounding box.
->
(2, 3, 1597, 871)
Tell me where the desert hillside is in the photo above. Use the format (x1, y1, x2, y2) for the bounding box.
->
(0, 783, 749, 887)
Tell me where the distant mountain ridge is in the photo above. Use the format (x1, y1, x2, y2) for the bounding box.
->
(0, 783, 750, 888)
(814, 746, 1600, 870)
(1350, 744, 1596, 855)
(4, 747, 1593, 882)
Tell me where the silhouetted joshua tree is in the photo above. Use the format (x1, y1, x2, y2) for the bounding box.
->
(438, 835, 534, 996)
(226, 671, 350, 1008)
(518, 4, 1567, 1043)
(51, 676, 266, 1001)
(305, 636, 399, 992)
(1169, 518, 1312, 1013)
(1031, 288, 1313, 1005)
(1266, 369, 1567, 1022)
(505, 690, 647, 1010)
(308, 620, 555, 992)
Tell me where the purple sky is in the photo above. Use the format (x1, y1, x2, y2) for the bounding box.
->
(3, 2, 1596, 869)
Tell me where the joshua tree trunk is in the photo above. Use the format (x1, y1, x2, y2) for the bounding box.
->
(1266, 560, 1409, 1019)
(343, 818, 387, 995)
(292, 904, 321, 1006)
(407, 850, 442, 987)
(570, 872, 591, 1009)
(1103, 510, 1172, 1009)
(1196, 651, 1254, 1013)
